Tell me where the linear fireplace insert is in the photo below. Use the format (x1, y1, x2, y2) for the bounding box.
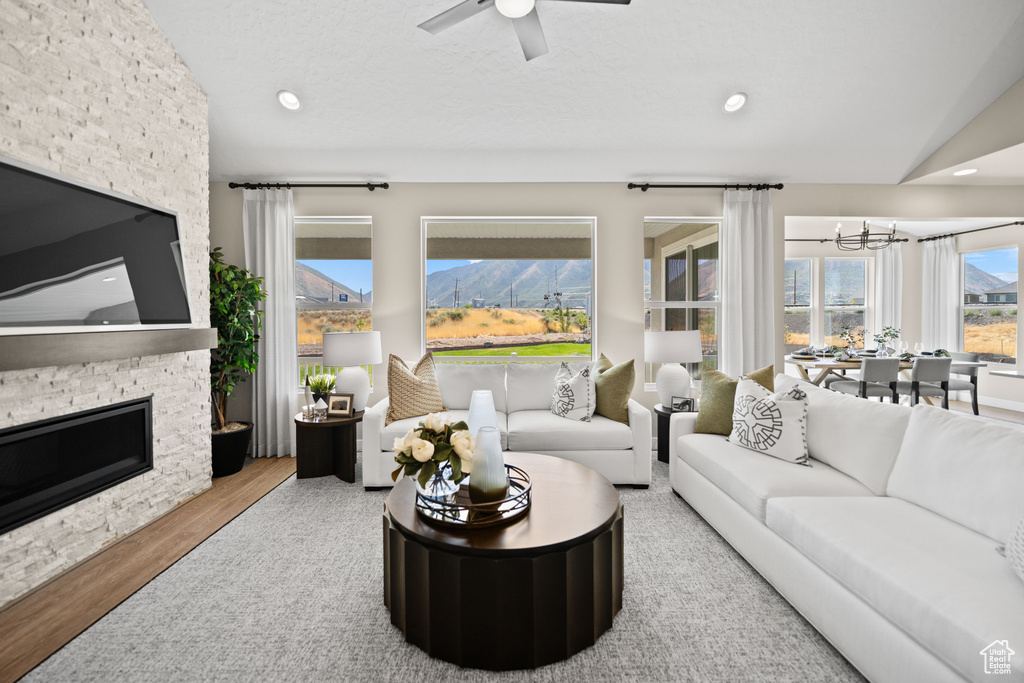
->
(0, 397, 153, 535)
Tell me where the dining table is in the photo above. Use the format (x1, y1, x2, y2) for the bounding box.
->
(784, 355, 989, 406)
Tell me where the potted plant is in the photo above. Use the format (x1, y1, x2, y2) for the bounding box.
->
(308, 373, 335, 404)
(210, 247, 266, 477)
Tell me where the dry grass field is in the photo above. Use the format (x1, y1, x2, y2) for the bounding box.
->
(965, 320, 1017, 357)
(297, 310, 369, 346)
(425, 308, 583, 339)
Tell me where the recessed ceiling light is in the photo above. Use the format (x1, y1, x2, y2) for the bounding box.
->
(495, 0, 535, 18)
(724, 92, 747, 112)
(101, 277, 116, 282)
(277, 90, 301, 111)
(952, 168, 978, 176)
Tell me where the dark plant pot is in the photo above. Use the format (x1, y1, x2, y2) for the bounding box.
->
(211, 422, 253, 478)
(313, 392, 328, 405)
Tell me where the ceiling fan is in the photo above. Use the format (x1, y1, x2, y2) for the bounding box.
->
(419, 0, 631, 62)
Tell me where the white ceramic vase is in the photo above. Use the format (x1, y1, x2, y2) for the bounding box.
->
(466, 389, 499, 437)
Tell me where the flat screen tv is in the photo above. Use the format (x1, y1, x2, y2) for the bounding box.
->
(0, 156, 193, 335)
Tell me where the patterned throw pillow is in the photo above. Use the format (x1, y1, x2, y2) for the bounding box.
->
(1005, 517, 1024, 585)
(551, 362, 596, 422)
(385, 352, 446, 425)
(728, 377, 809, 465)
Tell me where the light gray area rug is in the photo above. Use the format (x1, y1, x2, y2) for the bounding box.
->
(27, 460, 864, 682)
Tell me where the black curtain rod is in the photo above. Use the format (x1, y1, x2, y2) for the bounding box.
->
(628, 182, 783, 192)
(917, 220, 1023, 243)
(228, 181, 389, 191)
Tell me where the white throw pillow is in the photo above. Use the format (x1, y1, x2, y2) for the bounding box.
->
(1006, 517, 1024, 585)
(550, 362, 596, 422)
(729, 378, 809, 465)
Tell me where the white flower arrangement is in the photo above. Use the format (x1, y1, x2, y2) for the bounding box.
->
(391, 412, 476, 487)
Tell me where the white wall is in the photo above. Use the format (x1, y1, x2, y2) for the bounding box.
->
(0, 0, 211, 606)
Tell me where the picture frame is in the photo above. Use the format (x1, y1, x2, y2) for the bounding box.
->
(670, 396, 695, 413)
(326, 393, 354, 417)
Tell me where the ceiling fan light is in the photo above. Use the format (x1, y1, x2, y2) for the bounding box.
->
(724, 92, 747, 112)
(495, 0, 535, 19)
(277, 90, 301, 111)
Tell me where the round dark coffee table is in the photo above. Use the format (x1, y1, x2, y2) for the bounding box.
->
(383, 452, 623, 671)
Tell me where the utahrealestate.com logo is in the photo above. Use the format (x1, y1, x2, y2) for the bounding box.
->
(980, 640, 1015, 675)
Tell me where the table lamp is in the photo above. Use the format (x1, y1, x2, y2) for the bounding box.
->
(644, 330, 704, 407)
(322, 331, 382, 413)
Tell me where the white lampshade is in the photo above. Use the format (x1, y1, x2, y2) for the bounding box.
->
(644, 330, 703, 364)
(645, 330, 704, 407)
(322, 331, 382, 413)
(495, 0, 535, 18)
(322, 331, 382, 368)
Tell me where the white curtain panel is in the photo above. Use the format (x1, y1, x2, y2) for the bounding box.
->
(720, 189, 775, 378)
(874, 241, 903, 332)
(242, 189, 298, 457)
(921, 236, 961, 352)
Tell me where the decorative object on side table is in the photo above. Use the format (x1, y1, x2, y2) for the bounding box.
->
(326, 393, 354, 417)
(313, 398, 328, 421)
(209, 247, 266, 477)
(671, 396, 695, 412)
(307, 373, 335, 404)
(323, 331, 382, 413)
(644, 330, 704, 407)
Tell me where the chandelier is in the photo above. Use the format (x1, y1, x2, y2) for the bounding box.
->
(834, 221, 908, 251)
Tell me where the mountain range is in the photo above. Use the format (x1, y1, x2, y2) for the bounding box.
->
(964, 262, 1012, 295)
(427, 260, 592, 309)
(295, 262, 371, 304)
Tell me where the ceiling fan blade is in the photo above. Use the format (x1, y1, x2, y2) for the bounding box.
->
(419, 0, 494, 35)
(512, 8, 549, 61)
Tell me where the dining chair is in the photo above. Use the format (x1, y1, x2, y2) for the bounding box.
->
(831, 358, 900, 402)
(949, 351, 981, 415)
(895, 357, 953, 408)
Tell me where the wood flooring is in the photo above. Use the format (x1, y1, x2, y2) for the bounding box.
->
(0, 456, 296, 683)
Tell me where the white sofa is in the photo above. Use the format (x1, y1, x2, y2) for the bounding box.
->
(362, 360, 652, 489)
(668, 374, 1024, 683)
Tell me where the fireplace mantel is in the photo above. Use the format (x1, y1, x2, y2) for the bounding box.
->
(0, 328, 217, 372)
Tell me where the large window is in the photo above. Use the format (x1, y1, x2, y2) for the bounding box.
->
(823, 258, 868, 348)
(783, 258, 812, 354)
(644, 220, 720, 382)
(294, 217, 372, 382)
(423, 218, 594, 362)
(962, 247, 1017, 363)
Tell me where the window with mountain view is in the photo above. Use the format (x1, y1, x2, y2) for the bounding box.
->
(963, 247, 1017, 363)
(823, 258, 868, 348)
(644, 221, 719, 382)
(294, 217, 372, 382)
(783, 258, 812, 354)
(424, 219, 593, 361)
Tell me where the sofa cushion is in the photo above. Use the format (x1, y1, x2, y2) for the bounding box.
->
(506, 361, 590, 413)
(677, 434, 873, 522)
(766, 496, 1024, 681)
(381, 409, 508, 451)
(551, 363, 596, 421)
(507, 410, 632, 452)
(593, 354, 634, 424)
(729, 379, 809, 465)
(775, 374, 910, 496)
(385, 352, 446, 425)
(695, 365, 773, 436)
(434, 362, 507, 413)
(887, 404, 1024, 544)
(1006, 517, 1024, 586)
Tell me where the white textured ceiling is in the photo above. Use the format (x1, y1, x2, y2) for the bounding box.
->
(140, 0, 1024, 184)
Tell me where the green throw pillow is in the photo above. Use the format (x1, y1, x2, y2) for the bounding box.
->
(694, 365, 774, 436)
(594, 354, 635, 424)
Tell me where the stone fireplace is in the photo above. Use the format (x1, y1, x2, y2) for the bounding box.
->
(0, 0, 212, 607)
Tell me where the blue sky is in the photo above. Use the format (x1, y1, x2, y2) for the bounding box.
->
(964, 248, 1018, 282)
(298, 260, 373, 293)
(427, 259, 479, 275)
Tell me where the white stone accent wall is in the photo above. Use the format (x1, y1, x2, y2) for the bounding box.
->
(0, 0, 211, 606)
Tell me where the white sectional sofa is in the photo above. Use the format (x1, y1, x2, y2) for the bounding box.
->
(362, 361, 652, 489)
(668, 374, 1024, 683)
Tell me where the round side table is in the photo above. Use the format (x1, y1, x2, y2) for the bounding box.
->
(293, 411, 363, 482)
